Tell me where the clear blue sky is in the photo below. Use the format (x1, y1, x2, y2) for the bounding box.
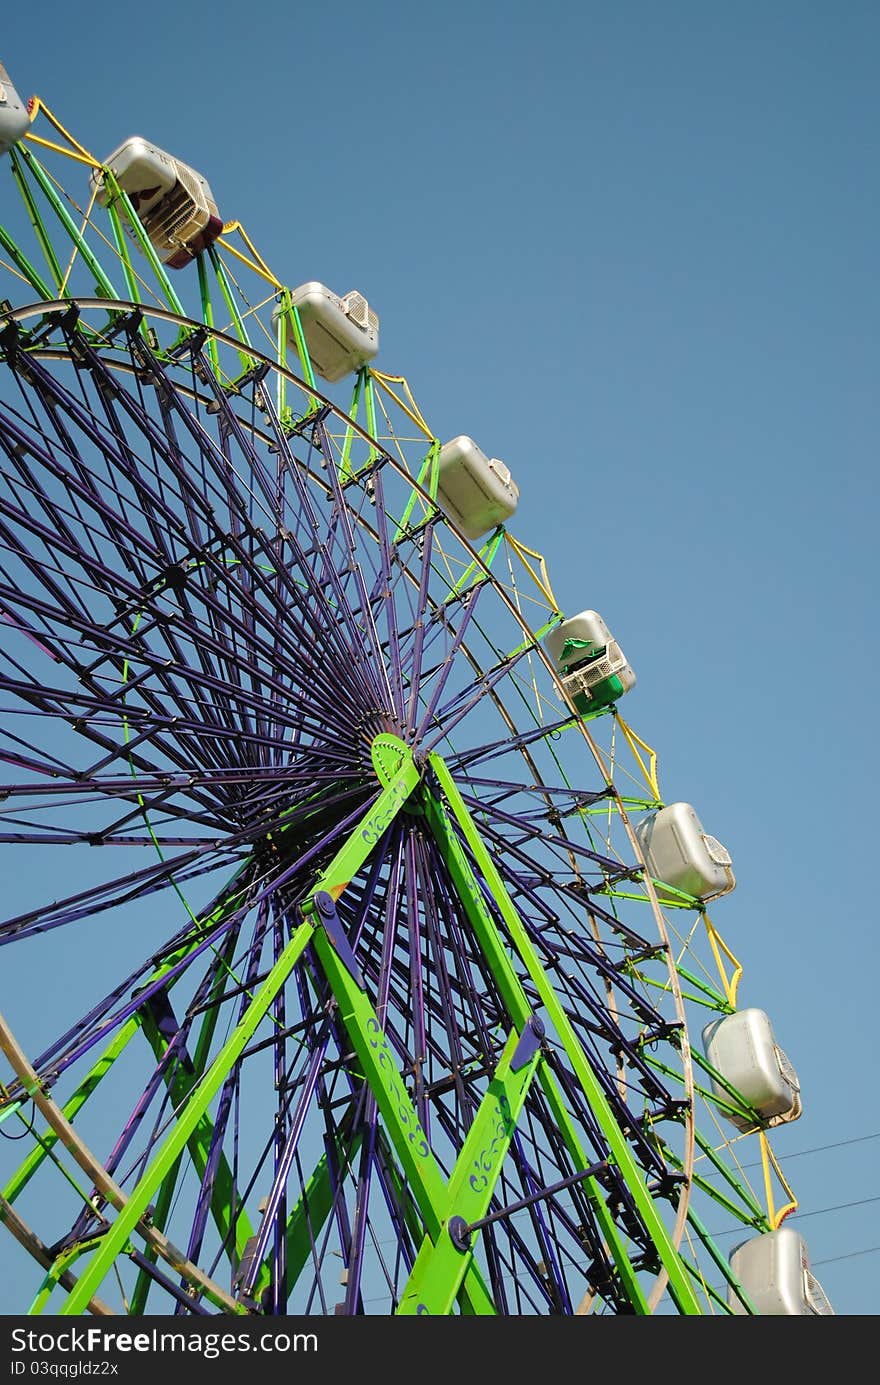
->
(1, 1, 877, 1315)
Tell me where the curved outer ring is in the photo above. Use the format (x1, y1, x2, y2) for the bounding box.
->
(0, 298, 696, 1312)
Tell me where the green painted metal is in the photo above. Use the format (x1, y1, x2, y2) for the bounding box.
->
(311, 923, 445, 1205)
(96, 175, 174, 320)
(127, 1149, 186, 1315)
(16, 146, 118, 301)
(689, 1147, 769, 1230)
(370, 732, 410, 787)
(685, 1207, 757, 1314)
(363, 368, 378, 464)
(8, 149, 64, 293)
(288, 297, 317, 391)
(427, 751, 704, 1314)
(522, 612, 567, 647)
(3, 1111, 97, 1214)
(275, 286, 291, 425)
(131, 956, 258, 1310)
(0, 221, 53, 301)
(57, 759, 423, 1313)
(29, 1239, 105, 1316)
(141, 1006, 253, 1250)
(640, 1050, 769, 1226)
(308, 754, 421, 901)
(444, 530, 504, 600)
(98, 172, 186, 316)
(601, 886, 698, 910)
(15, 889, 255, 1314)
(392, 439, 439, 543)
(7, 937, 242, 1310)
(339, 369, 363, 479)
(3, 1024, 143, 1209)
(691, 1050, 762, 1128)
(196, 251, 221, 375)
(656, 964, 733, 1012)
(649, 1107, 768, 1228)
(57, 916, 316, 1315)
(104, 199, 143, 311)
(396, 1024, 543, 1315)
(613, 796, 665, 813)
(422, 780, 649, 1311)
(0, 1097, 24, 1126)
(368, 1127, 495, 1317)
(275, 287, 318, 421)
(309, 914, 497, 1316)
(2, 868, 251, 1213)
(128, 929, 254, 1311)
(206, 244, 255, 377)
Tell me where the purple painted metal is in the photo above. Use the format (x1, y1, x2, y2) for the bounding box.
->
(312, 891, 365, 989)
(403, 831, 428, 1136)
(465, 1156, 610, 1235)
(27, 877, 256, 1081)
(401, 519, 436, 730)
(182, 899, 273, 1280)
(363, 467, 413, 723)
(510, 1015, 545, 1073)
(0, 311, 700, 1315)
(421, 646, 547, 754)
(237, 1038, 329, 1300)
(413, 583, 488, 743)
(271, 892, 289, 1315)
(127, 1248, 212, 1314)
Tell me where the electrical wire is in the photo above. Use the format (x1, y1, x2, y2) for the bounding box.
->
(701, 1129, 880, 1176)
(708, 1193, 880, 1238)
(813, 1245, 880, 1267)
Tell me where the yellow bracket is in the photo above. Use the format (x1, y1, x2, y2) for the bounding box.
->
(615, 715, 661, 801)
(217, 221, 283, 290)
(759, 1131, 799, 1227)
(703, 912, 743, 1009)
(503, 535, 560, 611)
(370, 370, 434, 440)
(25, 98, 101, 168)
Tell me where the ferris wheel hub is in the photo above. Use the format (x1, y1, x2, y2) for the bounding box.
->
(370, 732, 414, 788)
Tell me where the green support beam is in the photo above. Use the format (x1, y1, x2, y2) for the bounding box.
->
(421, 780, 650, 1312)
(2, 870, 250, 1215)
(15, 146, 119, 300)
(427, 751, 703, 1315)
(309, 898, 497, 1315)
(396, 1022, 543, 1315)
(57, 758, 421, 1315)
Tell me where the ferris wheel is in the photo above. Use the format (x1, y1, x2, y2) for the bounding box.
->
(0, 64, 833, 1317)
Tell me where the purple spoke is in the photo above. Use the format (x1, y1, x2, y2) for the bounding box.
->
(0, 306, 700, 1316)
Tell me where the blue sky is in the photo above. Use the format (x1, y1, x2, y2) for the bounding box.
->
(1, 1, 877, 1315)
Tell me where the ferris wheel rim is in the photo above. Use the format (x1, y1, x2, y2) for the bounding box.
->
(0, 294, 705, 1314)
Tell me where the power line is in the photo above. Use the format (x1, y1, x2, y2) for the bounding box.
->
(813, 1245, 880, 1267)
(767, 1131, 880, 1161)
(707, 1193, 880, 1238)
(789, 1195, 880, 1222)
(701, 1130, 880, 1176)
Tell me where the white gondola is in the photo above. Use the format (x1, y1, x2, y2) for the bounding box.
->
(728, 1227, 834, 1315)
(0, 63, 29, 155)
(273, 281, 379, 382)
(543, 609, 635, 712)
(636, 801, 734, 902)
(434, 435, 519, 540)
(90, 136, 222, 269)
(702, 1007, 802, 1130)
